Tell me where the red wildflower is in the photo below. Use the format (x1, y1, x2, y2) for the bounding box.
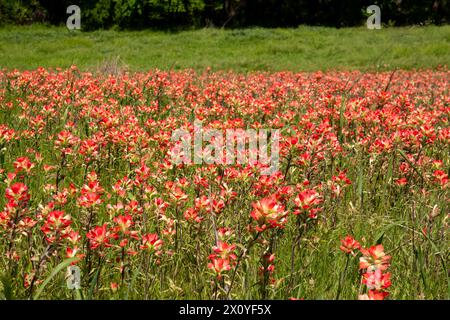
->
(433, 170, 448, 187)
(395, 177, 408, 186)
(77, 192, 102, 208)
(140, 233, 163, 254)
(294, 189, 321, 212)
(360, 244, 391, 271)
(210, 241, 237, 261)
(5, 182, 30, 203)
(207, 257, 231, 279)
(13, 157, 34, 174)
(339, 236, 361, 255)
(359, 290, 390, 300)
(87, 224, 112, 249)
(113, 214, 133, 234)
(251, 196, 287, 232)
(362, 269, 392, 291)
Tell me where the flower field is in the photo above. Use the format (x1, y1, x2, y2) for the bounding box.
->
(0, 67, 448, 299)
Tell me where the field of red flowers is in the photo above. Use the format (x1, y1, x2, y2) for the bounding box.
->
(0, 67, 448, 300)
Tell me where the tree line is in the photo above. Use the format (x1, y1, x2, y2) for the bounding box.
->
(1, 0, 449, 30)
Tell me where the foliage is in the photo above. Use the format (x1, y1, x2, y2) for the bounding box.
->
(0, 0, 449, 29)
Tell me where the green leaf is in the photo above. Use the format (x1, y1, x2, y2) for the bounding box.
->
(87, 265, 101, 300)
(375, 231, 384, 245)
(0, 273, 14, 300)
(74, 289, 83, 300)
(33, 257, 78, 300)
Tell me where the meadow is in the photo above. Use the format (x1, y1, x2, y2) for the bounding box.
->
(0, 25, 450, 72)
(0, 26, 448, 300)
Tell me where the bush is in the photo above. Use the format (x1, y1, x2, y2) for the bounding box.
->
(0, 0, 46, 26)
(0, 0, 449, 30)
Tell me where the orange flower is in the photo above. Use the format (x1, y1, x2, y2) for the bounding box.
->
(294, 189, 321, 210)
(207, 257, 231, 279)
(251, 196, 287, 232)
(360, 244, 391, 271)
(359, 290, 389, 300)
(339, 235, 360, 255)
(5, 182, 29, 203)
(140, 233, 163, 254)
(362, 269, 391, 291)
(210, 241, 237, 261)
(13, 157, 35, 174)
(87, 224, 112, 250)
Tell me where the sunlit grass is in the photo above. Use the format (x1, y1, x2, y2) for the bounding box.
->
(0, 25, 449, 72)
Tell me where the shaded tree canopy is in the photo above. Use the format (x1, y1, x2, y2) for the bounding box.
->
(1, 0, 449, 30)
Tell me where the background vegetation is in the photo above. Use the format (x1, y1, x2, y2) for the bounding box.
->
(0, 0, 449, 30)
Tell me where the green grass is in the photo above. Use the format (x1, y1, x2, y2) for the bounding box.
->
(0, 25, 449, 72)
